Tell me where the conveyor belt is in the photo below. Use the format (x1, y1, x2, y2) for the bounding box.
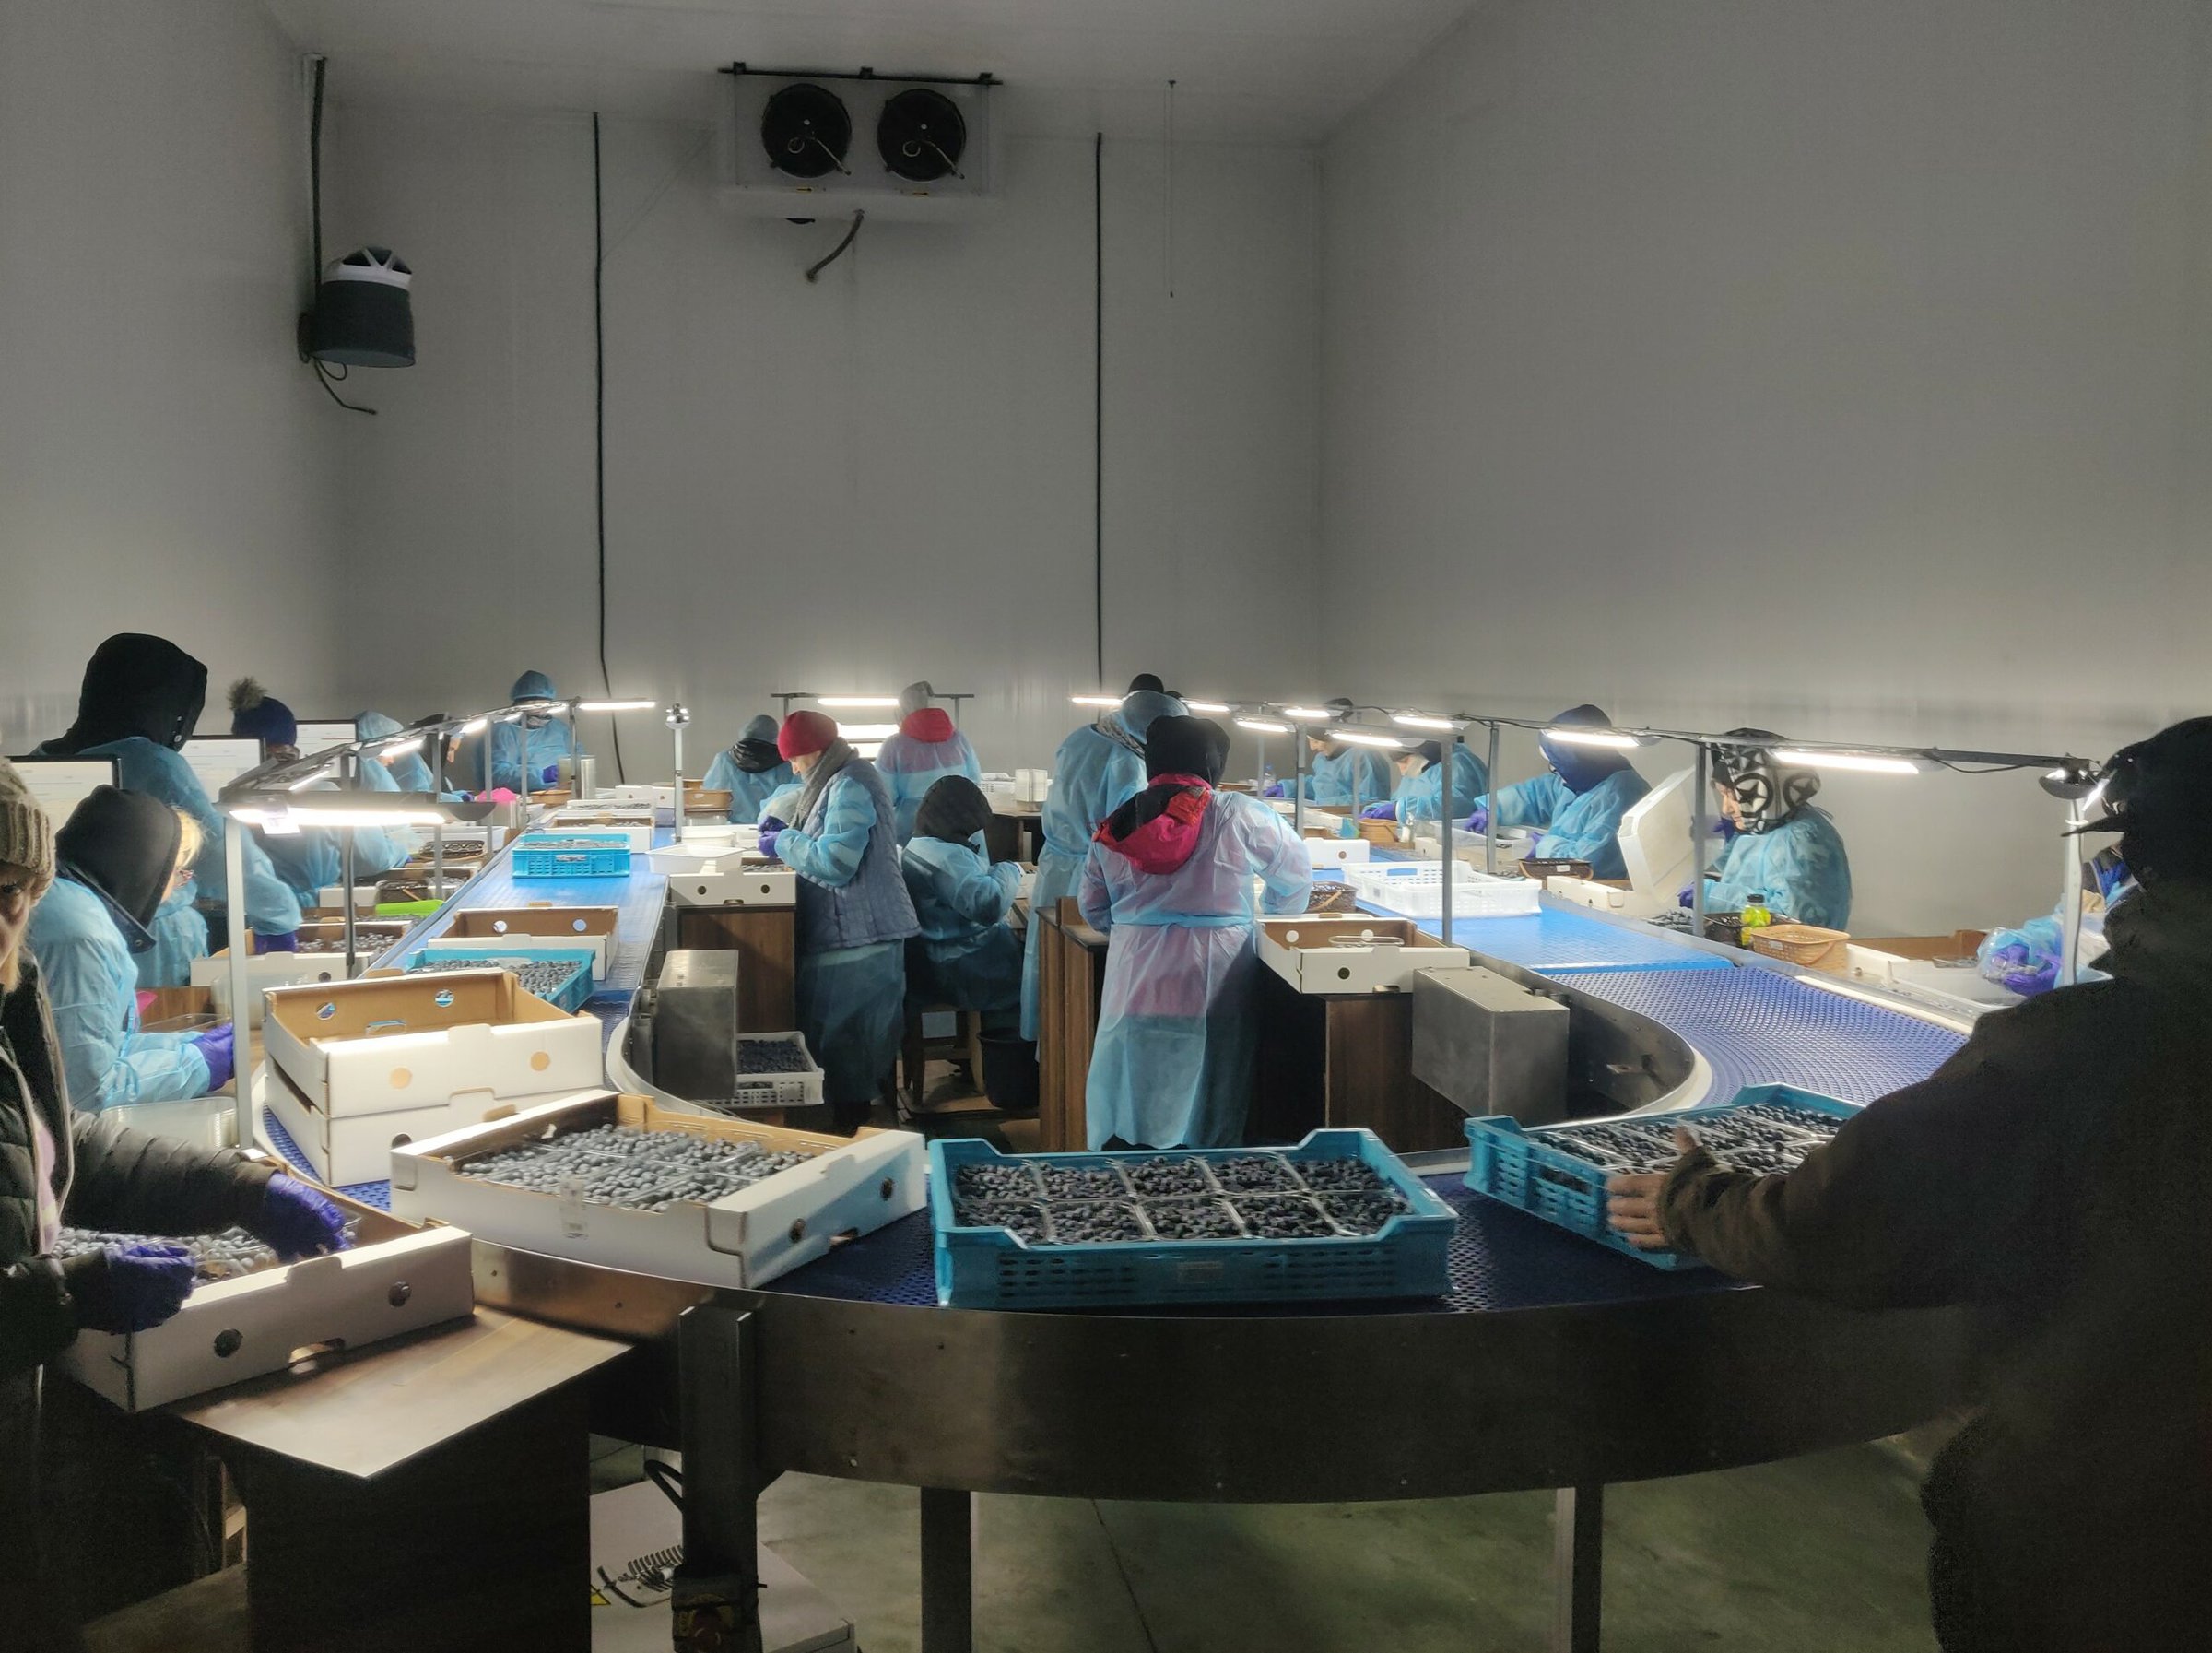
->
(263, 1105, 392, 1210)
(1413, 903, 1732, 974)
(1561, 966, 1964, 1102)
(763, 1174, 1747, 1314)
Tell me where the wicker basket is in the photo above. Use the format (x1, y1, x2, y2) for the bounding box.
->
(1748, 923, 1852, 971)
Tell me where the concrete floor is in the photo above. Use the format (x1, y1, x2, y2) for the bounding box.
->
(740, 1444, 1938, 1653)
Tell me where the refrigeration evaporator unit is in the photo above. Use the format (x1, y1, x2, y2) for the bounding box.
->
(721, 65, 1000, 220)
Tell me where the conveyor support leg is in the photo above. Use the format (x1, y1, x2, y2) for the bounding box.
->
(673, 1305, 766, 1653)
(1552, 1482, 1604, 1653)
(919, 1486, 975, 1653)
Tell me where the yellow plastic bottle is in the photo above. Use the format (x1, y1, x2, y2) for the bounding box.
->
(1739, 892, 1773, 948)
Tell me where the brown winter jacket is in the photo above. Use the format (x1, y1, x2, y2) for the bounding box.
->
(1658, 882, 2212, 1651)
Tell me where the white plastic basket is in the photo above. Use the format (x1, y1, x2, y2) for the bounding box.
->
(1339, 864, 1540, 919)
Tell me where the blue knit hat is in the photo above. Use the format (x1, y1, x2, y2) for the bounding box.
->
(228, 678, 298, 748)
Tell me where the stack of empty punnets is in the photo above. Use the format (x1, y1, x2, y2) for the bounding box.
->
(257, 967, 607, 1185)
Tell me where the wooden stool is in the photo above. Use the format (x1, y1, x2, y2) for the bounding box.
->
(900, 1002, 986, 1119)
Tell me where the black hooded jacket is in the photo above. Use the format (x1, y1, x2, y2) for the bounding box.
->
(48, 634, 206, 754)
(54, 787, 180, 939)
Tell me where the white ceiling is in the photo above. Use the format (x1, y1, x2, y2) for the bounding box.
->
(264, 0, 1476, 145)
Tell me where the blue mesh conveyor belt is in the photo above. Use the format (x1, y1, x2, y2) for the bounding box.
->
(762, 1174, 1748, 1315)
(1410, 903, 1732, 974)
(257, 825, 673, 1203)
(1561, 966, 1965, 1103)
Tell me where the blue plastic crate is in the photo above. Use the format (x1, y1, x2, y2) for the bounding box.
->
(930, 1130, 1455, 1310)
(401, 948, 596, 1014)
(1465, 1084, 1862, 1270)
(511, 832, 631, 879)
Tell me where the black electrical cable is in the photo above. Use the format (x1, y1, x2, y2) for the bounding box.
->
(594, 112, 626, 782)
(1093, 131, 1104, 689)
(305, 56, 375, 416)
(804, 209, 865, 282)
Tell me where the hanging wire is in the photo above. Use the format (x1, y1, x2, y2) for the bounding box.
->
(1163, 79, 1177, 299)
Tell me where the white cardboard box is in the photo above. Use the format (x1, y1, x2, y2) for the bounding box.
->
(391, 1092, 925, 1291)
(1258, 916, 1472, 994)
(543, 809, 656, 851)
(663, 856, 798, 909)
(265, 967, 605, 1117)
(1302, 836, 1373, 868)
(1544, 874, 1669, 918)
(54, 1194, 474, 1411)
(431, 905, 619, 973)
(257, 1060, 594, 1187)
(192, 923, 415, 1025)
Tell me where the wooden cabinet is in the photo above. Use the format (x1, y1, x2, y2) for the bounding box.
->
(671, 907, 797, 1033)
(1035, 898, 1109, 1151)
(1253, 968, 1468, 1154)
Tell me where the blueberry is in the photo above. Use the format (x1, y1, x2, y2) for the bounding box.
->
(1139, 1198, 1243, 1240)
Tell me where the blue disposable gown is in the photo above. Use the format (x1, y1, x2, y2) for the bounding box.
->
(1299, 745, 1395, 811)
(778, 773, 911, 1108)
(1020, 725, 1147, 1040)
(254, 805, 411, 908)
(757, 782, 805, 827)
(1483, 769, 1652, 880)
(702, 750, 799, 825)
(1078, 793, 1312, 1150)
(1702, 809, 1853, 928)
(875, 727, 983, 842)
(1391, 748, 1489, 823)
(29, 877, 212, 1111)
(487, 716, 576, 793)
(33, 735, 303, 985)
(901, 832, 1023, 1019)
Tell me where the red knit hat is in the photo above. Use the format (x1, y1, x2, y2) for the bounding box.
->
(778, 710, 838, 761)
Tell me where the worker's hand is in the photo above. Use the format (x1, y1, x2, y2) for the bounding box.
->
(65, 1244, 196, 1333)
(1360, 802, 1397, 821)
(189, 1024, 236, 1092)
(1677, 884, 1696, 909)
(1990, 944, 2057, 997)
(758, 814, 788, 834)
(249, 1174, 351, 1262)
(756, 828, 782, 862)
(538, 765, 560, 787)
(1262, 782, 1288, 799)
(1465, 805, 1490, 835)
(254, 930, 300, 953)
(1605, 1127, 1696, 1251)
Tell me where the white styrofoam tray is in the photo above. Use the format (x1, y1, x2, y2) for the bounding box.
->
(1259, 916, 1472, 994)
(391, 1092, 926, 1291)
(54, 1199, 474, 1411)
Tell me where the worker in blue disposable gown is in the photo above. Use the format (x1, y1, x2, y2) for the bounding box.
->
(1018, 684, 1186, 1041)
(355, 710, 446, 797)
(702, 714, 798, 824)
(1080, 716, 1311, 1149)
(1360, 740, 1489, 826)
(29, 788, 233, 1111)
(1264, 700, 1394, 810)
(1686, 732, 1853, 928)
(876, 682, 982, 842)
(759, 712, 919, 1133)
(230, 680, 407, 907)
(900, 776, 1023, 1033)
(486, 671, 575, 794)
(1465, 705, 1652, 880)
(29, 633, 301, 986)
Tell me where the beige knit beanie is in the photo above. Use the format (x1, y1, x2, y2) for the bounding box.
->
(0, 758, 58, 896)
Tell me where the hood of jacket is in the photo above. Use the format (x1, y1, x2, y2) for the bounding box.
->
(55, 785, 180, 935)
(900, 707, 957, 744)
(2097, 881, 2212, 999)
(1095, 774, 1213, 875)
(53, 633, 207, 753)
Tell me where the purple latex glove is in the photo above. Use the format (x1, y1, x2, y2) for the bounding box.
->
(538, 764, 560, 787)
(1677, 884, 1697, 909)
(758, 814, 788, 834)
(189, 1023, 236, 1092)
(254, 930, 300, 954)
(1262, 782, 1288, 799)
(756, 828, 783, 862)
(1984, 943, 2058, 997)
(1465, 804, 1490, 835)
(249, 1174, 351, 1261)
(66, 1243, 195, 1333)
(1360, 801, 1396, 821)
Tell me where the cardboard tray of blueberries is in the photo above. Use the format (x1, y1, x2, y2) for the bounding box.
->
(930, 1130, 1455, 1309)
